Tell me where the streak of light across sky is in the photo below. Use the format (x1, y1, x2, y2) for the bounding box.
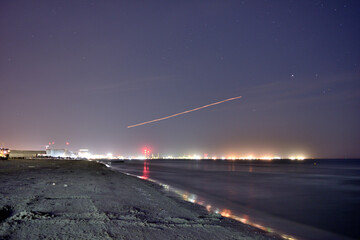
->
(127, 96, 242, 128)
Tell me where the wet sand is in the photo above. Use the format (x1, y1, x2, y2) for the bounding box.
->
(0, 159, 280, 239)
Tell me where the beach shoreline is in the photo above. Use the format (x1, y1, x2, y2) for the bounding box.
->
(0, 159, 280, 239)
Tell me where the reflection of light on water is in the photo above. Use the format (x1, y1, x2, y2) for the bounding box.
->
(171, 187, 297, 240)
(141, 161, 149, 180)
(108, 165, 297, 240)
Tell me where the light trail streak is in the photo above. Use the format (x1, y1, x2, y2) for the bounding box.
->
(127, 96, 242, 128)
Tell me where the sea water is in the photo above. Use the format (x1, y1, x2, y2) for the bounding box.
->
(107, 159, 360, 240)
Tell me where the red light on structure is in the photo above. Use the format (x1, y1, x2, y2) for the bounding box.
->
(49, 142, 51, 145)
(143, 147, 151, 158)
(143, 148, 151, 153)
(66, 142, 69, 145)
(52, 142, 55, 144)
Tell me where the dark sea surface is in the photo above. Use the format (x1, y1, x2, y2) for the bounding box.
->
(106, 159, 360, 240)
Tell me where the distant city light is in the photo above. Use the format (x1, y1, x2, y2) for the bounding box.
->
(40, 142, 307, 162)
(246, 155, 254, 160)
(289, 156, 305, 161)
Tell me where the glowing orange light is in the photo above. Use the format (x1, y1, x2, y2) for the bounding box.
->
(206, 205, 212, 212)
(220, 209, 231, 217)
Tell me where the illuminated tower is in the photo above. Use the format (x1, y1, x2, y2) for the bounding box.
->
(143, 148, 151, 159)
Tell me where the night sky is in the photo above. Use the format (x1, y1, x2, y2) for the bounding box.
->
(1, 0, 359, 158)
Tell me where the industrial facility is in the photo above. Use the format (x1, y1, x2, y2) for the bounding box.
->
(8, 150, 46, 159)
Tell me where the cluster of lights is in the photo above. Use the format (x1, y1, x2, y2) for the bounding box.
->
(76, 153, 306, 161)
(221, 155, 305, 161)
(0, 148, 10, 158)
(162, 155, 305, 161)
(0, 149, 9, 154)
(289, 156, 305, 160)
(44, 142, 306, 161)
(54, 151, 307, 161)
(76, 149, 122, 160)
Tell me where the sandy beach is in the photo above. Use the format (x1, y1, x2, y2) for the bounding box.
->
(0, 159, 280, 239)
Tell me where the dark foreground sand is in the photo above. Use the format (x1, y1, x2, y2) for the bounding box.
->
(0, 159, 280, 240)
